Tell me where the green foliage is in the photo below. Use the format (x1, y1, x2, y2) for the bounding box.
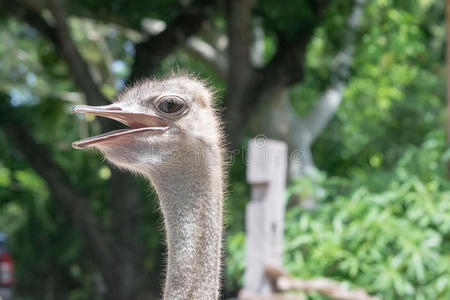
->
(0, 0, 446, 298)
(312, 0, 445, 175)
(227, 130, 450, 299)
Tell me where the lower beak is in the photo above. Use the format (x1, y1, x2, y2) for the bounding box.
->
(71, 104, 169, 149)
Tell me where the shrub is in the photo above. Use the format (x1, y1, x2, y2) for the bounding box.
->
(227, 130, 450, 300)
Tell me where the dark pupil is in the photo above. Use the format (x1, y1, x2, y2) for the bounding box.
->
(158, 98, 184, 114)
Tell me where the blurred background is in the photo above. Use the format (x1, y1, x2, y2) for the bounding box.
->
(0, 0, 448, 299)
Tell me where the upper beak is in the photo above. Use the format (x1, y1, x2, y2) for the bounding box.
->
(71, 104, 169, 149)
(71, 104, 168, 129)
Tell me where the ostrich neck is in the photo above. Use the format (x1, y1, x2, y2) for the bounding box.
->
(146, 153, 223, 299)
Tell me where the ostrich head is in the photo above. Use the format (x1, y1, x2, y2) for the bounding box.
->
(71, 75, 221, 176)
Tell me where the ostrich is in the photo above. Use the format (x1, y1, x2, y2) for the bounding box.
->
(71, 74, 225, 299)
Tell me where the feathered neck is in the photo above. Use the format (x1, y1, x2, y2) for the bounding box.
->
(145, 143, 224, 299)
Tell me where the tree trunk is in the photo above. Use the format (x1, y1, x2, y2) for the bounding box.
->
(249, 0, 366, 181)
(224, 0, 256, 147)
(110, 173, 151, 299)
(249, 89, 317, 179)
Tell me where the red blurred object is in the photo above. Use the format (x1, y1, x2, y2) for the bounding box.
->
(0, 252, 14, 287)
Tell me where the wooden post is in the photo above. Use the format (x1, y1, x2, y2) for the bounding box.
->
(242, 137, 288, 296)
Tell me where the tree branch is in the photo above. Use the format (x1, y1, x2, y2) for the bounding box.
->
(140, 18, 228, 79)
(46, 0, 109, 107)
(259, 35, 310, 88)
(1, 0, 109, 107)
(1, 0, 58, 44)
(184, 37, 228, 79)
(266, 265, 379, 300)
(223, 0, 257, 146)
(226, 0, 255, 76)
(302, 83, 345, 142)
(224, 0, 331, 148)
(0, 98, 118, 292)
(302, 0, 367, 142)
(127, 6, 210, 82)
(249, 0, 366, 177)
(224, 28, 314, 148)
(253, 0, 330, 92)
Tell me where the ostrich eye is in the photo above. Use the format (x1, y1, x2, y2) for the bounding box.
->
(157, 97, 186, 115)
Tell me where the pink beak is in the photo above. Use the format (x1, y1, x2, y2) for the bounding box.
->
(71, 104, 168, 149)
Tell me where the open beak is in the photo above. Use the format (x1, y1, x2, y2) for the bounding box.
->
(71, 104, 169, 149)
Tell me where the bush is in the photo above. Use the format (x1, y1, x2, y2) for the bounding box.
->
(227, 130, 450, 299)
